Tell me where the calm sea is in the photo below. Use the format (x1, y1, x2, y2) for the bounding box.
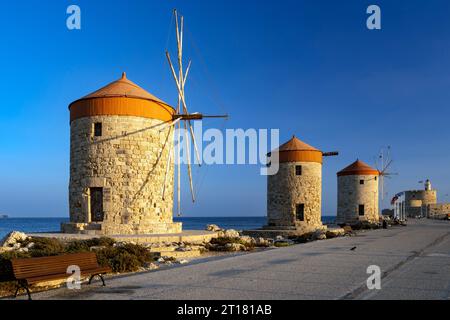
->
(0, 216, 336, 239)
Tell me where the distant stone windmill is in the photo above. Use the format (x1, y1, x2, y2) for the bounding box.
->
(162, 9, 228, 216)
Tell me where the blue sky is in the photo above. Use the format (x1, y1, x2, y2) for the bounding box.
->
(1, 0, 449, 217)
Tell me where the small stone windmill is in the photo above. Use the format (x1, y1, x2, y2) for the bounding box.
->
(162, 9, 228, 216)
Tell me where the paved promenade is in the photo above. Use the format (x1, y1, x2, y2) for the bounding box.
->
(15, 219, 450, 300)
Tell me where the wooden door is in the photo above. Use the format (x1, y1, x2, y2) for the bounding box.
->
(90, 187, 104, 222)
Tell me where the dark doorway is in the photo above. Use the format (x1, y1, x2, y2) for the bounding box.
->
(296, 204, 305, 221)
(90, 187, 104, 222)
(94, 123, 102, 137)
(358, 204, 365, 216)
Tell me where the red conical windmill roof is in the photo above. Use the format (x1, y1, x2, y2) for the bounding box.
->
(337, 159, 379, 176)
(79, 72, 169, 105)
(68, 72, 175, 123)
(271, 135, 323, 164)
(277, 136, 320, 152)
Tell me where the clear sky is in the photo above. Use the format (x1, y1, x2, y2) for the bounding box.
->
(1, 0, 450, 218)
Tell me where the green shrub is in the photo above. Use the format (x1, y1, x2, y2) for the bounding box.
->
(65, 237, 116, 253)
(110, 251, 141, 273)
(90, 237, 116, 247)
(96, 243, 155, 273)
(65, 240, 90, 253)
(0, 250, 32, 261)
(119, 243, 153, 264)
(26, 238, 65, 257)
(2, 237, 154, 274)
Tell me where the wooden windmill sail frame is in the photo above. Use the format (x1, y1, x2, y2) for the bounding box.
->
(161, 9, 228, 216)
(376, 146, 398, 201)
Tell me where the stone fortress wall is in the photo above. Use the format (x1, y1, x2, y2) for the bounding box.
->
(404, 189, 437, 218)
(63, 115, 181, 235)
(427, 203, 450, 220)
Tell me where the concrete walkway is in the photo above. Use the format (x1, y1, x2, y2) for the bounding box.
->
(14, 219, 450, 300)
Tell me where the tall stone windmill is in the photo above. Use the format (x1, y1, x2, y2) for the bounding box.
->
(63, 9, 226, 236)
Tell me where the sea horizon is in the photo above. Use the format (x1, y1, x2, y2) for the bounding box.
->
(0, 216, 337, 239)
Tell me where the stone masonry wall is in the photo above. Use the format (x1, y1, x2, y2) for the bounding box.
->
(337, 174, 379, 224)
(65, 115, 181, 235)
(267, 161, 322, 232)
(405, 190, 437, 217)
(427, 203, 450, 220)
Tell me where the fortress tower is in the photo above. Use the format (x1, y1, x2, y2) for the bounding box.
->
(62, 73, 182, 235)
(266, 136, 324, 234)
(337, 160, 380, 224)
(402, 180, 437, 218)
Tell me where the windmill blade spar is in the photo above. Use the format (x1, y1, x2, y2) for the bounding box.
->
(184, 121, 196, 202)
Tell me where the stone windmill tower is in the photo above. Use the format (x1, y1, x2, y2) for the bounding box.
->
(336, 159, 380, 225)
(62, 10, 226, 236)
(62, 73, 182, 235)
(266, 135, 337, 234)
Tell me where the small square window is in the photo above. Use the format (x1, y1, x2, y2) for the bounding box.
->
(94, 123, 102, 137)
(360, 179, 364, 185)
(295, 165, 302, 176)
(359, 204, 365, 216)
(375, 176, 377, 181)
(296, 204, 305, 221)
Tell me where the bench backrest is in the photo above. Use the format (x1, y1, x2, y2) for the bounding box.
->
(11, 252, 101, 280)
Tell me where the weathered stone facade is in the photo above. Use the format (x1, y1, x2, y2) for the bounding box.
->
(62, 115, 182, 235)
(427, 203, 450, 220)
(404, 190, 437, 218)
(337, 174, 379, 224)
(267, 161, 323, 233)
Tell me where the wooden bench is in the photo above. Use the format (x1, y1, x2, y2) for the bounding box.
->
(6, 252, 111, 300)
